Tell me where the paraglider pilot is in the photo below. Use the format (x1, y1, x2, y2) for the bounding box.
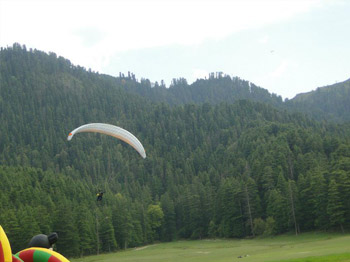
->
(96, 191, 104, 201)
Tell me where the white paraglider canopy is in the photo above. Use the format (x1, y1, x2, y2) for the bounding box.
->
(67, 123, 146, 158)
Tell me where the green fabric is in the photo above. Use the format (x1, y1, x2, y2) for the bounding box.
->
(12, 254, 24, 262)
(33, 250, 51, 262)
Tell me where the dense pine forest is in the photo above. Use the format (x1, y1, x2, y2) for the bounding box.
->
(0, 44, 350, 258)
(285, 79, 350, 122)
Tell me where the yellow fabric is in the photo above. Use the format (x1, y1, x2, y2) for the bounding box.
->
(0, 225, 12, 262)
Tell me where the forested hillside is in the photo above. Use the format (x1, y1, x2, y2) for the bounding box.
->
(1, 44, 350, 258)
(114, 68, 350, 123)
(117, 72, 283, 107)
(285, 79, 350, 122)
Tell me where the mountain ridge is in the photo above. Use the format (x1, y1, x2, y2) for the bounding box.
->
(1, 43, 350, 257)
(3, 43, 349, 123)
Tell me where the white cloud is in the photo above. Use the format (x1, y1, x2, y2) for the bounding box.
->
(1, 0, 333, 96)
(269, 60, 289, 78)
(192, 69, 209, 82)
(1, 0, 322, 52)
(258, 35, 269, 44)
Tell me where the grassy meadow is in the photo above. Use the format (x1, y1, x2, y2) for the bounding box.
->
(71, 232, 350, 262)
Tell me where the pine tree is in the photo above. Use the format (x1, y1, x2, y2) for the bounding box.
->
(147, 204, 164, 242)
(100, 215, 118, 252)
(327, 179, 345, 232)
(160, 193, 176, 241)
(266, 189, 288, 234)
(76, 205, 95, 256)
(17, 206, 41, 249)
(217, 178, 244, 238)
(310, 169, 328, 229)
(113, 194, 134, 249)
(1, 209, 23, 253)
(53, 201, 80, 257)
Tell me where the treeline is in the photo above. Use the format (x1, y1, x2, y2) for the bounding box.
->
(285, 79, 350, 122)
(0, 165, 165, 257)
(0, 44, 350, 258)
(120, 74, 284, 107)
(108, 60, 350, 124)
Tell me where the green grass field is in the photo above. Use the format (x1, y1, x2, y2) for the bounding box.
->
(71, 233, 350, 262)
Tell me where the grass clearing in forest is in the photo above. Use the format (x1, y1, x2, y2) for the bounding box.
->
(71, 232, 350, 262)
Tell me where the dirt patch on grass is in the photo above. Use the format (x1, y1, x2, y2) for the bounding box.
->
(134, 244, 158, 251)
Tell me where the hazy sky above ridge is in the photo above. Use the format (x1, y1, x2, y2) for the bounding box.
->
(1, 0, 349, 99)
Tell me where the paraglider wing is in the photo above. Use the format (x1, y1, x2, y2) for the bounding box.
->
(67, 123, 146, 158)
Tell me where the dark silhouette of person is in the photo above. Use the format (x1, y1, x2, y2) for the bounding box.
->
(28, 233, 58, 250)
(96, 191, 104, 201)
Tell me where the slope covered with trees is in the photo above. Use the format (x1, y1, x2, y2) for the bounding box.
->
(118, 72, 283, 107)
(0, 44, 350, 258)
(114, 68, 350, 123)
(286, 79, 350, 122)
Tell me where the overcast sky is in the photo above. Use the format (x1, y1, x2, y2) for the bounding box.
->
(1, 0, 349, 99)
